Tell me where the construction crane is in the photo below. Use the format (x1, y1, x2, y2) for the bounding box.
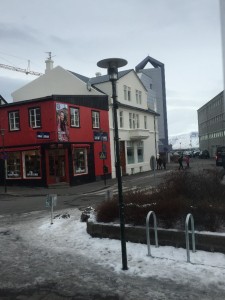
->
(0, 60, 43, 76)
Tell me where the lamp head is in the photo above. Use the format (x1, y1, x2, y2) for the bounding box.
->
(97, 58, 127, 81)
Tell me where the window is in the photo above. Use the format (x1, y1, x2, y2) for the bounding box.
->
(137, 141, 144, 162)
(127, 141, 134, 164)
(23, 150, 41, 178)
(29, 107, 41, 128)
(6, 152, 21, 178)
(150, 83, 153, 89)
(92, 111, 100, 128)
(138, 91, 142, 104)
(129, 113, 132, 129)
(70, 107, 80, 127)
(73, 148, 88, 174)
(136, 90, 139, 104)
(9, 111, 20, 131)
(136, 90, 142, 104)
(132, 113, 136, 129)
(124, 85, 127, 100)
(128, 87, 131, 101)
(119, 111, 124, 128)
(144, 116, 147, 129)
(136, 114, 139, 128)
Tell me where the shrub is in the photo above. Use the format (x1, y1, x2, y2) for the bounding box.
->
(96, 170, 225, 231)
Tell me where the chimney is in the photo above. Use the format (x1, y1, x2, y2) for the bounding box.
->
(95, 72, 101, 77)
(45, 52, 54, 74)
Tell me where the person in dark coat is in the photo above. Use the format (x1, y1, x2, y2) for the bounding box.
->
(178, 155, 183, 170)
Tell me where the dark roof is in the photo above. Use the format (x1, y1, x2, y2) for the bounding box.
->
(68, 69, 133, 85)
(68, 71, 90, 83)
(0, 95, 7, 105)
(0, 94, 109, 111)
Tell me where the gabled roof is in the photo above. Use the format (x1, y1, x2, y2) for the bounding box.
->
(68, 71, 90, 83)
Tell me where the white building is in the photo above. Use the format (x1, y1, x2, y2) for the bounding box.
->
(88, 70, 159, 178)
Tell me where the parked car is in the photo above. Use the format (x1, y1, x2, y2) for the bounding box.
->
(199, 150, 210, 159)
(192, 150, 200, 157)
(216, 146, 225, 166)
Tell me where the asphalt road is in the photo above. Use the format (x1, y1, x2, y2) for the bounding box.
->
(0, 158, 218, 215)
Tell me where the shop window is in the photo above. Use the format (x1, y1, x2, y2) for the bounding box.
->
(29, 107, 41, 128)
(23, 150, 41, 178)
(92, 111, 100, 129)
(9, 111, 20, 131)
(6, 152, 21, 178)
(73, 148, 88, 175)
(70, 107, 80, 127)
(137, 141, 144, 162)
(127, 141, 134, 164)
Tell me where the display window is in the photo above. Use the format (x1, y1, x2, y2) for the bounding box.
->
(73, 148, 88, 175)
(6, 152, 21, 178)
(23, 150, 41, 178)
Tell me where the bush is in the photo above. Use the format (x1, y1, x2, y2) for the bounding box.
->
(96, 170, 225, 232)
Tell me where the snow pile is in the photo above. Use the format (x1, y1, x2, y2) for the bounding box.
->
(169, 132, 199, 150)
(1, 209, 225, 282)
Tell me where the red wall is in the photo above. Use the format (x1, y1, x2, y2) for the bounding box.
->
(0, 98, 111, 175)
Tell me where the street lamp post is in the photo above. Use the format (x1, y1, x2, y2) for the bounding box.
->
(1, 129, 7, 193)
(97, 58, 128, 270)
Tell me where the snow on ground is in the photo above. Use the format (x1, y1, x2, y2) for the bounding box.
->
(1, 208, 225, 298)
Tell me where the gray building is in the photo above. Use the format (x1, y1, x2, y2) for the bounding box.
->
(136, 56, 169, 153)
(198, 91, 224, 156)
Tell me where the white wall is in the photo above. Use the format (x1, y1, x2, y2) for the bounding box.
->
(94, 70, 158, 178)
(12, 66, 103, 101)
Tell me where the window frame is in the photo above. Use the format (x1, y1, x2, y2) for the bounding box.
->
(70, 107, 80, 128)
(73, 148, 88, 175)
(29, 107, 41, 129)
(92, 111, 100, 129)
(8, 110, 20, 131)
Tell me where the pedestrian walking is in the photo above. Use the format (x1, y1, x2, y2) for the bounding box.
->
(185, 155, 190, 168)
(162, 157, 166, 170)
(178, 155, 183, 170)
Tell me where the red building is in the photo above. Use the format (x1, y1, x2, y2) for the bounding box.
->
(0, 94, 111, 187)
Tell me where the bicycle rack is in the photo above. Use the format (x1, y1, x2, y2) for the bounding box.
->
(146, 211, 159, 256)
(185, 213, 196, 263)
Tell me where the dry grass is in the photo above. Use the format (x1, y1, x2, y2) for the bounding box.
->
(96, 170, 225, 232)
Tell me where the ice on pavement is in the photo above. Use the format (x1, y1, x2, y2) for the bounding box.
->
(1, 208, 225, 295)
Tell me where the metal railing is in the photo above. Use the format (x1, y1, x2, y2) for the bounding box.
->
(185, 213, 196, 263)
(146, 211, 159, 256)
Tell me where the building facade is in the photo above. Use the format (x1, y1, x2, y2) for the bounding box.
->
(0, 95, 111, 187)
(135, 56, 169, 153)
(89, 70, 159, 178)
(198, 91, 224, 156)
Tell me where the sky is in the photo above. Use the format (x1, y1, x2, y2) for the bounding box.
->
(0, 0, 224, 136)
(1, 208, 225, 298)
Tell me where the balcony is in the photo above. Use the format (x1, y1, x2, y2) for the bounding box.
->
(129, 129, 150, 140)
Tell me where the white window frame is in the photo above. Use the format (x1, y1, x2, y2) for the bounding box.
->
(29, 107, 41, 128)
(70, 107, 80, 127)
(9, 111, 20, 131)
(119, 111, 124, 128)
(92, 111, 100, 129)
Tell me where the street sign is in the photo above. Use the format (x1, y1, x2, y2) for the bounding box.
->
(46, 194, 57, 207)
(99, 151, 107, 159)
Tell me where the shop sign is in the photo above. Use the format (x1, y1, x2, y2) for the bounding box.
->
(94, 131, 108, 141)
(37, 132, 50, 139)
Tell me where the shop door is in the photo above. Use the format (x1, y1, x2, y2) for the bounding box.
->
(119, 141, 126, 175)
(47, 149, 67, 184)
